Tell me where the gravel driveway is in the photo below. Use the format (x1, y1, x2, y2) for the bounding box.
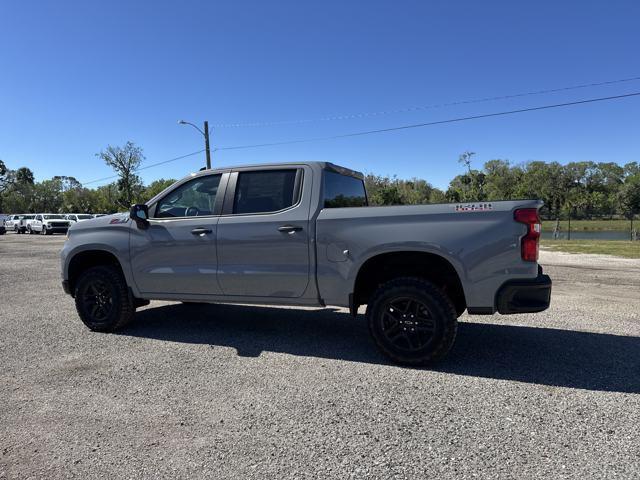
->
(1, 234, 639, 479)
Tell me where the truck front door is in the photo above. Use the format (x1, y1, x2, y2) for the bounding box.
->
(216, 166, 312, 298)
(130, 172, 227, 296)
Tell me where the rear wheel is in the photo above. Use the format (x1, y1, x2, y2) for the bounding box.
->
(74, 265, 135, 332)
(366, 277, 457, 366)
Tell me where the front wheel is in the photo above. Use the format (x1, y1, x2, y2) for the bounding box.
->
(74, 265, 135, 332)
(366, 277, 458, 366)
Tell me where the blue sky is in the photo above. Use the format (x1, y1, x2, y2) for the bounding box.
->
(1, 0, 639, 189)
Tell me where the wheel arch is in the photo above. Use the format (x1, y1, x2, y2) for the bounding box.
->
(66, 249, 128, 296)
(351, 250, 467, 316)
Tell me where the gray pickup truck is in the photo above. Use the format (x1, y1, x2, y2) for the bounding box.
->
(61, 162, 551, 365)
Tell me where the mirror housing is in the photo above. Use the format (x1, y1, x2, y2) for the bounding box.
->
(130, 204, 149, 229)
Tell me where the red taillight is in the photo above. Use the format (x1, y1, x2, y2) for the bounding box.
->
(514, 208, 541, 262)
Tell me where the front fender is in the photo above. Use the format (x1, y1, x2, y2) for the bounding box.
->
(60, 224, 136, 295)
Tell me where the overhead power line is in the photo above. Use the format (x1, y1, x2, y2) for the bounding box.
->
(79, 91, 640, 185)
(215, 91, 640, 151)
(211, 75, 640, 128)
(81, 149, 205, 186)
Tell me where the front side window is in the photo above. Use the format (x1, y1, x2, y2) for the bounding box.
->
(43, 215, 63, 220)
(155, 174, 221, 218)
(233, 169, 298, 214)
(77, 215, 93, 220)
(323, 171, 368, 208)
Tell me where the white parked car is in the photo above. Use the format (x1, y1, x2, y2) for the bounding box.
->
(92, 214, 108, 218)
(28, 214, 71, 235)
(66, 214, 94, 223)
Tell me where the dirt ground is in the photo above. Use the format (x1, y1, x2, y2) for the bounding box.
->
(1, 234, 639, 479)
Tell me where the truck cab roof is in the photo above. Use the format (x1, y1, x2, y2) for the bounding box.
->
(197, 161, 364, 180)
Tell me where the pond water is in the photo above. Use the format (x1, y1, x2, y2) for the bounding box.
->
(541, 230, 631, 241)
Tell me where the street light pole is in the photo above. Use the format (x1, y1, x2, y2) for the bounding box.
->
(178, 119, 212, 169)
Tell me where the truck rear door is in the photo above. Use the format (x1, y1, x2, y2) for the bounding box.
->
(216, 166, 312, 298)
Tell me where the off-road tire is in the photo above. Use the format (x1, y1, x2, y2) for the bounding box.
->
(366, 277, 458, 366)
(74, 265, 135, 332)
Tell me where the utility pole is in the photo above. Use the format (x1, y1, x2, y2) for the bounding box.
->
(179, 119, 212, 169)
(204, 121, 211, 170)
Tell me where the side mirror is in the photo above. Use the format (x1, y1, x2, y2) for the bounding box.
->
(130, 204, 149, 229)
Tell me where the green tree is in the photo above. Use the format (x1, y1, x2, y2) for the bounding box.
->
(15, 167, 35, 185)
(94, 183, 121, 213)
(0, 159, 10, 193)
(2, 182, 33, 213)
(143, 178, 177, 201)
(483, 159, 522, 200)
(63, 187, 99, 213)
(618, 174, 640, 219)
(31, 178, 64, 212)
(97, 142, 145, 208)
(53, 176, 82, 192)
(513, 161, 568, 219)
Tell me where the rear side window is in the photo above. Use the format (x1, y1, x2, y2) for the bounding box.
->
(323, 171, 368, 208)
(155, 174, 221, 218)
(233, 169, 298, 214)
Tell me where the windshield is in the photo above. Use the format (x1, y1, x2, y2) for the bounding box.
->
(43, 215, 65, 220)
(77, 214, 93, 220)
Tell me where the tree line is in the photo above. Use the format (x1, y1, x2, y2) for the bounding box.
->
(1, 144, 639, 220)
(0, 142, 175, 214)
(368, 151, 640, 220)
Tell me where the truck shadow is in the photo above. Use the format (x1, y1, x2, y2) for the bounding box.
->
(123, 303, 640, 394)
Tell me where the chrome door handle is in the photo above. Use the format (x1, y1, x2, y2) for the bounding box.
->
(191, 227, 212, 235)
(278, 225, 303, 233)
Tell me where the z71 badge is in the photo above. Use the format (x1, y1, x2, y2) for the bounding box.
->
(109, 215, 129, 224)
(455, 203, 493, 212)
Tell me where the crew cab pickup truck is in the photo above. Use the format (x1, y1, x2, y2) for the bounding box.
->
(29, 214, 71, 235)
(61, 162, 551, 365)
(65, 213, 95, 223)
(15, 214, 35, 233)
(4, 215, 22, 232)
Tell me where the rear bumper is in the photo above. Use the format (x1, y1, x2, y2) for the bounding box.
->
(496, 268, 552, 314)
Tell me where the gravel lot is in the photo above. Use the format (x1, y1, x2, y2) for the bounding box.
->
(1, 234, 639, 479)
